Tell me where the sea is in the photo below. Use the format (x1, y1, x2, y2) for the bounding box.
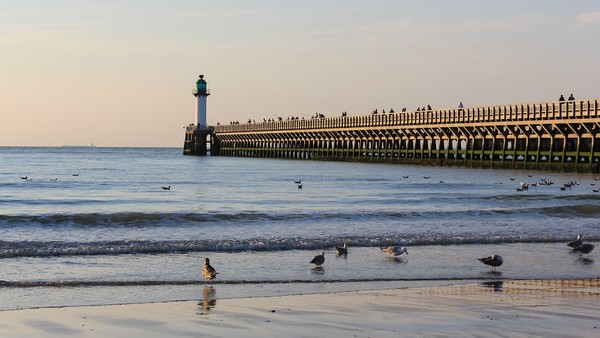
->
(0, 146, 599, 311)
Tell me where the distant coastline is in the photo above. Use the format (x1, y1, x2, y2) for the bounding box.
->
(61, 143, 96, 147)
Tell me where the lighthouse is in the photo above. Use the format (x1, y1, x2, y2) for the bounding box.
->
(193, 75, 210, 127)
(183, 74, 215, 156)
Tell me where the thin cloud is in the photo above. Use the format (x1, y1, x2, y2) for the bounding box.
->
(577, 11, 600, 24)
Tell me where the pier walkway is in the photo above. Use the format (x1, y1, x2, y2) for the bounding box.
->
(184, 98, 600, 172)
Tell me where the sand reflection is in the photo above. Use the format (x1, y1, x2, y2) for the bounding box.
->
(197, 286, 217, 315)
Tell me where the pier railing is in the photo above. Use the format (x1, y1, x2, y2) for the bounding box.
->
(213, 99, 599, 133)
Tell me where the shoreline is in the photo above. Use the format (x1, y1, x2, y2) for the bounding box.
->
(1, 278, 599, 337)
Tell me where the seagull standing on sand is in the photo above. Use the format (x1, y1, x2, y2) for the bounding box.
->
(335, 243, 348, 256)
(202, 257, 218, 283)
(567, 234, 583, 250)
(478, 254, 503, 272)
(575, 243, 595, 259)
(310, 252, 325, 267)
(381, 246, 408, 257)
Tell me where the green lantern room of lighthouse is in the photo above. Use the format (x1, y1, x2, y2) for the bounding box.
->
(195, 75, 209, 95)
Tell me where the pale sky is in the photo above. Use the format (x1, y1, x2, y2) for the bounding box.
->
(1, 0, 599, 147)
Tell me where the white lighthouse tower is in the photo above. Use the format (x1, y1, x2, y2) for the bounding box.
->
(193, 75, 210, 127)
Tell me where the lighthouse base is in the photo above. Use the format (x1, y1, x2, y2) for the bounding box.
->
(183, 125, 216, 156)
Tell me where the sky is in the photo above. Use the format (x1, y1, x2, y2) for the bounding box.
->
(1, 0, 599, 147)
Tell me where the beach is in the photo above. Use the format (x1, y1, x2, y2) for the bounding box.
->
(1, 279, 599, 337)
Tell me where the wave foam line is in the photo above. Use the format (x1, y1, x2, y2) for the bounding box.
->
(0, 277, 501, 288)
(1, 235, 599, 258)
(1, 204, 599, 228)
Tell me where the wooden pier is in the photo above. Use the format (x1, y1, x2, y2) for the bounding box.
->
(184, 98, 600, 172)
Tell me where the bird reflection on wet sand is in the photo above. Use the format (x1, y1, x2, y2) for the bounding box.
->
(197, 286, 217, 315)
(481, 281, 504, 292)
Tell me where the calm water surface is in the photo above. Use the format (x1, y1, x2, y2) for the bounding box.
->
(0, 147, 598, 310)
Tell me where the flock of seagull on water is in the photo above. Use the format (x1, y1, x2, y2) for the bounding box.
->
(18, 174, 593, 282)
(202, 235, 595, 283)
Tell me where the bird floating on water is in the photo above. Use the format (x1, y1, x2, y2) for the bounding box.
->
(335, 243, 348, 256)
(202, 257, 218, 283)
(310, 252, 325, 267)
(297, 182, 303, 189)
(294, 179, 301, 184)
(20, 176, 27, 180)
(575, 243, 595, 259)
(567, 234, 583, 250)
(381, 246, 408, 257)
(161, 186, 171, 190)
(478, 254, 503, 272)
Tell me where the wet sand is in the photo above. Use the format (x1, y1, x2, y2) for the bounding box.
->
(0, 279, 599, 337)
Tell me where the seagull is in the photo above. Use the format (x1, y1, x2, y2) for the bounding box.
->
(402, 175, 409, 178)
(20, 176, 27, 180)
(297, 183, 303, 189)
(567, 234, 583, 250)
(161, 186, 171, 190)
(593, 188, 600, 193)
(478, 254, 503, 272)
(575, 243, 595, 259)
(310, 252, 325, 267)
(294, 179, 302, 184)
(335, 243, 348, 256)
(381, 246, 408, 257)
(202, 257, 218, 283)
(72, 173, 79, 176)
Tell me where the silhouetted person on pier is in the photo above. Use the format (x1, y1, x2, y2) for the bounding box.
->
(427, 105, 432, 111)
(458, 102, 464, 109)
(417, 107, 421, 112)
(401, 107, 406, 112)
(568, 94, 575, 100)
(382, 109, 386, 114)
(390, 108, 394, 113)
(559, 94, 565, 101)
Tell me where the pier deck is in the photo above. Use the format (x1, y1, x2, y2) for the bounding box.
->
(184, 98, 600, 172)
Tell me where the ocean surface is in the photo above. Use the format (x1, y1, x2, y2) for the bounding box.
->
(0, 146, 599, 311)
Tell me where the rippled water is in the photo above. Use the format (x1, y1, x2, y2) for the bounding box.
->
(0, 147, 599, 310)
